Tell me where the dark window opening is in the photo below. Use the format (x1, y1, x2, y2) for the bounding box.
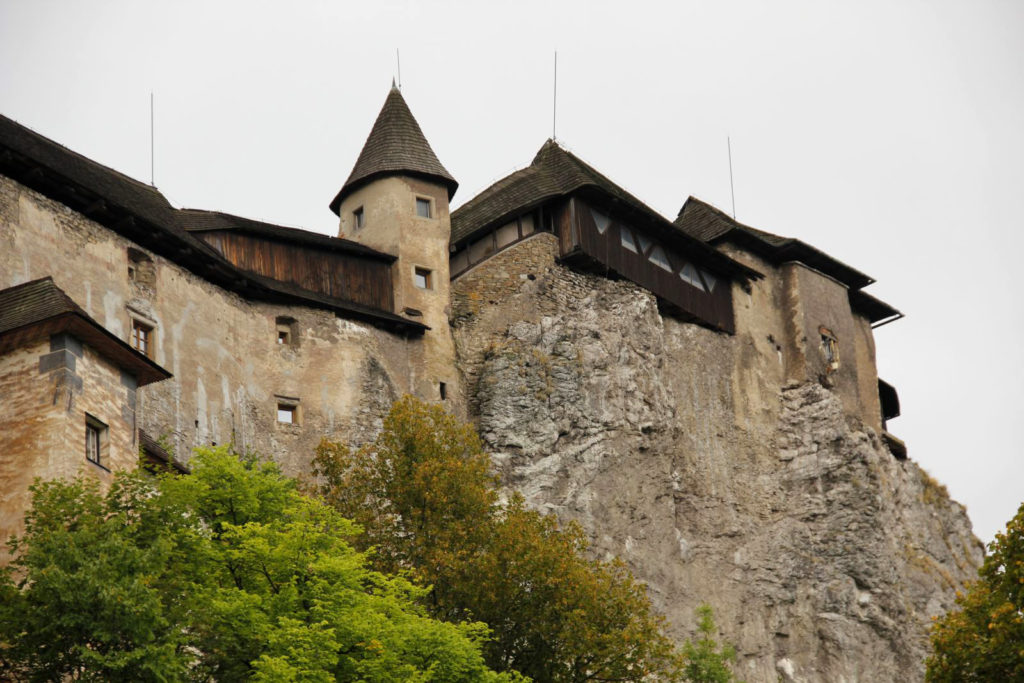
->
(819, 326, 840, 371)
(353, 206, 365, 230)
(439, 382, 447, 400)
(275, 316, 297, 346)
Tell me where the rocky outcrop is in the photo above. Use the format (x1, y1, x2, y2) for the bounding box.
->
(453, 238, 981, 682)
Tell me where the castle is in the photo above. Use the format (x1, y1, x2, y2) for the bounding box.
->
(3, 85, 972, 681)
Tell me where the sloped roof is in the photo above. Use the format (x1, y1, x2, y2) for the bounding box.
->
(179, 209, 395, 261)
(329, 86, 457, 214)
(674, 196, 873, 290)
(451, 140, 761, 281)
(0, 114, 423, 334)
(0, 277, 171, 385)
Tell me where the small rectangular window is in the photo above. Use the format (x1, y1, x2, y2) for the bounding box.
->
(439, 382, 447, 400)
(820, 327, 840, 371)
(414, 267, 432, 290)
(353, 206, 365, 229)
(416, 198, 432, 218)
(85, 414, 108, 470)
(131, 319, 153, 358)
(277, 404, 296, 424)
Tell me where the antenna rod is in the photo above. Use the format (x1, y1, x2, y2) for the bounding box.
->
(150, 92, 155, 187)
(552, 51, 558, 140)
(727, 136, 736, 219)
(396, 49, 402, 89)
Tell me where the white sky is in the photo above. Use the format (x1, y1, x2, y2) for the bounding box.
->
(2, 1, 1021, 544)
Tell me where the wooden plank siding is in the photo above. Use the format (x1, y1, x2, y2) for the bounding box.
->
(196, 231, 394, 312)
(560, 197, 735, 333)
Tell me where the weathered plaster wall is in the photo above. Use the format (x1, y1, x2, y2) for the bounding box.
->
(338, 175, 459, 409)
(0, 334, 136, 560)
(0, 175, 420, 475)
(452, 237, 981, 682)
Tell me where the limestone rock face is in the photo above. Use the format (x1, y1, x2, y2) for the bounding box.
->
(453, 242, 981, 682)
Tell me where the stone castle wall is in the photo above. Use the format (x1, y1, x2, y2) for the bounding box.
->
(0, 175, 420, 475)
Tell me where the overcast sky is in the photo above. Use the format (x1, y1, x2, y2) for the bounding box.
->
(2, 0, 1021, 544)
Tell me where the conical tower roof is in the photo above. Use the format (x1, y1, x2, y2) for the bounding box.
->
(329, 84, 457, 215)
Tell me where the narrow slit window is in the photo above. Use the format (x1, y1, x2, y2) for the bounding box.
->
(416, 197, 432, 218)
(353, 206, 365, 230)
(439, 382, 447, 400)
(820, 327, 840, 371)
(414, 267, 432, 290)
(648, 245, 672, 271)
(85, 414, 108, 470)
(621, 228, 638, 253)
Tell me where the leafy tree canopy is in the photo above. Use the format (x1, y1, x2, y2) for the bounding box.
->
(0, 447, 516, 682)
(313, 395, 684, 682)
(926, 501, 1024, 681)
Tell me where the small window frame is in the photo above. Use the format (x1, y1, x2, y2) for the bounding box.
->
(85, 414, 109, 470)
(131, 319, 153, 358)
(275, 397, 300, 426)
(415, 197, 433, 219)
(413, 266, 433, 290)
(353, 206, 365, 230)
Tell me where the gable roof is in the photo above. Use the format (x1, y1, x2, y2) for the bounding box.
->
(451, 140, 761, 282)
(0, 114, 424, 335)
(0, 277, 171, 386)
(179, 209, 395, 261)
(329, 85, 457, 214)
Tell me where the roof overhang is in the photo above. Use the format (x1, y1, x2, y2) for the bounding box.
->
(0, 312, 171, 386)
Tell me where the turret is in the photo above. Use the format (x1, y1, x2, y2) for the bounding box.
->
(330, 83, 458, 404)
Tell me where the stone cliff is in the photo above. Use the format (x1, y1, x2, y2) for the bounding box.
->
(452, 234, 981, 682)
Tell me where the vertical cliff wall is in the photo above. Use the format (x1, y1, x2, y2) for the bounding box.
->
(453, 234, 982, 682)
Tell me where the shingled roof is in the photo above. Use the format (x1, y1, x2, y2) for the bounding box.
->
(0, 277, 171, 385)
(675, 196, 874, 290)
(179, 209, 395, 261)
(0, 114, 424, 334)
(329, 85, 457, 214)
(451, 140, 761, 282)
(675, 197, 902, 325)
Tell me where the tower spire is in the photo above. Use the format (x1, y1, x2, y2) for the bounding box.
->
(329, 86, 457, 215)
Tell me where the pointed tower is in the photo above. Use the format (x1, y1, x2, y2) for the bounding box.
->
(330, 84, 459, 404)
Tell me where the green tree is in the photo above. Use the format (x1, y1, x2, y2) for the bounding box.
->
(680, 604, 739, 683)
(0, 447, 516, 682)
(314, 395, 683, 682)
(926, 501, 1024, 682)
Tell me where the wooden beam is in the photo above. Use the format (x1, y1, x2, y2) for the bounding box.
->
(83, 199, 106, 215)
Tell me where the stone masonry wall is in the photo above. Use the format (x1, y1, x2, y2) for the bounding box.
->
(0, 175, 419, 476)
